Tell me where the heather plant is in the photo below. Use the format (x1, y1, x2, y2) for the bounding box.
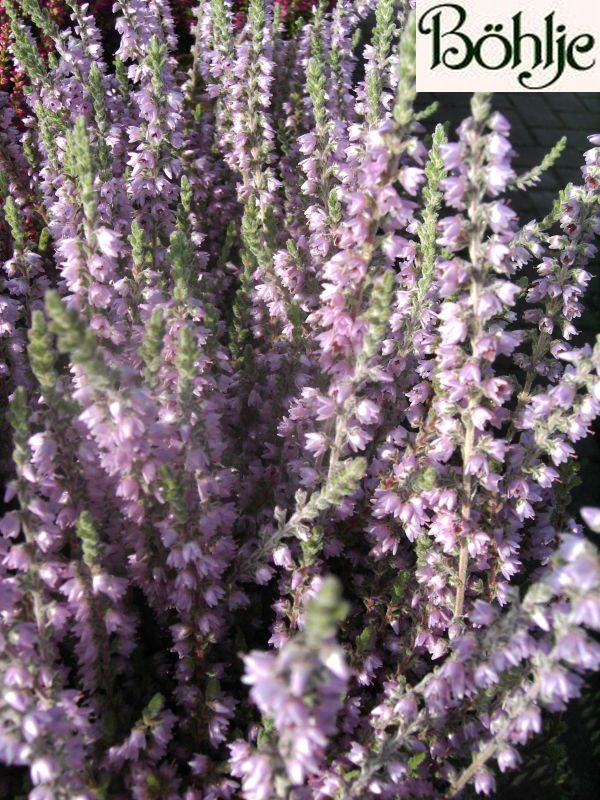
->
(0, 0, 319, 123)
(0, 1, 599, 799)
(0, 0, 311, 261)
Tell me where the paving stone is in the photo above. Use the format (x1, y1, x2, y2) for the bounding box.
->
(492, 93, 513, 109)
(556, 111, 600, 131)
(556, 166, 583, 184)
(574, 92, 600, 105)
(507, 93, 550, 115)
(499, 94, 525, 110)
(580, 95, 600, 113)
(509, 120, 534, 147)
(530, 126, 573, 146)
(512, 145, 549, 168)
(531, 190, 559, 216)
(511, 105, 561, 128)
(563, 129, 595, 149)
(561, 146, 588, 167)
(544, 93, 588, 112)
(531, 127, 590, 152)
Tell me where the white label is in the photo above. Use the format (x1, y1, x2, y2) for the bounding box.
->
(416, 0, 600, 92)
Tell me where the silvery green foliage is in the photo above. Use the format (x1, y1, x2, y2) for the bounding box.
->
(0, 1, 599, 798)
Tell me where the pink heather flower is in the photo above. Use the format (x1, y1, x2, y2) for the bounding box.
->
(355, 399, 380, 425)
(437, 215, 463, 249)
(556, 630, 600, 670)
(230, 742, 272, 800)
(441, 175, 467, 209)
(474, 769, 496, 795)
(305, 432, 328, 457)
(488, 201, 516, 232)
(399, 166, 425, 196)
(440, 317, 467, 345)
(486, 240, 511, 268)
(487, 162, 515, 196)
(0, 513, 20, 538)
(95, 227, 122, 258)
(581, 506, 600, 532)
(488, 132, 512, 159)
(347, 427, 370, 452)
(572, 597, 600, 630)
(469, 601, 497, 627)
(440, 142, 463, 171)
(497, 746, 521, 773)
(31, 757, 60, 785)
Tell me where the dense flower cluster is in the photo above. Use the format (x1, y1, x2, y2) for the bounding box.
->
(1, 0, 65, 118)
(0, 0, 316, 122)
(0, 1, 599, 799)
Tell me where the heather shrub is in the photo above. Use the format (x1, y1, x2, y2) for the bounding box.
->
(0, 0, 198, 122)
(1, 0, 65, 120)
(0, 0, 322, 254)
(0, 0, 319, 123)
(0, 1, 599, 799)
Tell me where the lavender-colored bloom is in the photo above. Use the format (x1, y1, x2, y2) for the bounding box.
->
(0, 5, 599, 799)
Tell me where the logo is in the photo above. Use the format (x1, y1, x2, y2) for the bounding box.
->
(416, 0, 600, 92)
